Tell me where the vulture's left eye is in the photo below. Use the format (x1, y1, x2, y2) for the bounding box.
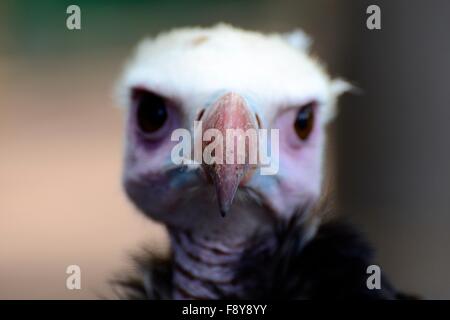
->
(294, 102, 315, 140)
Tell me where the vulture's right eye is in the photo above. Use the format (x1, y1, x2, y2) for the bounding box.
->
(133, 90, 169, 135)
(294, 102, 315, 140)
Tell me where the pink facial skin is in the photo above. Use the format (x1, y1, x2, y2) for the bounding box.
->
(246, 104, 324, 219)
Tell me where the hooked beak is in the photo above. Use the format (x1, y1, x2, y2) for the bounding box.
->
(200, 92, 258, 217)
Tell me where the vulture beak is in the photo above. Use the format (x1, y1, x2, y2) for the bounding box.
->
(201, 92, 258, 217)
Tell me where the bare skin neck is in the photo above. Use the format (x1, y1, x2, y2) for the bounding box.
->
(169, 228, 277, 299)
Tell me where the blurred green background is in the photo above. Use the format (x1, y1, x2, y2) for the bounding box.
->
(0, 0, 347, 58)
(1, 0, 449, 299)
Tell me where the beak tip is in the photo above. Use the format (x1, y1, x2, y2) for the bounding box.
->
(218, 198, 232, 218)
(220, 208, 227, 218)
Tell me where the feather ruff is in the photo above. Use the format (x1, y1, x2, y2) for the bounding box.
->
(112, 217, 412, 300)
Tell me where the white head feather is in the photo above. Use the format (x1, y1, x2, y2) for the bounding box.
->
(118, 23, 348, 125)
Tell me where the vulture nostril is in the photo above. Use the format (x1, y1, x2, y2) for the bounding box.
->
(255, 114, 262, 129)
(196, 109, 205, 121)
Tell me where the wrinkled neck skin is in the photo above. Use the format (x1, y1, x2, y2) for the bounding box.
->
(168, 203, 318, 299)
(169, 229, 275, 299)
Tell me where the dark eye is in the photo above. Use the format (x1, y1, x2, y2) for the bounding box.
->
(294, 102, 315, 140)
(134, 90, 168, 134)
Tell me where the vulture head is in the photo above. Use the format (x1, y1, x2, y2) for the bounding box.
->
(117, 24, 350, 298)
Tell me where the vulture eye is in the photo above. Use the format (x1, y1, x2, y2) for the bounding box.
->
(294, 102, 315, 140)
(134, 90, 168, 135)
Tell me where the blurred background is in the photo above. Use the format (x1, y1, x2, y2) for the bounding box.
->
(0, 0, 449, 299)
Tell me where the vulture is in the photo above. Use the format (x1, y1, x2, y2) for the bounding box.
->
(114, 24, 407, 300)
